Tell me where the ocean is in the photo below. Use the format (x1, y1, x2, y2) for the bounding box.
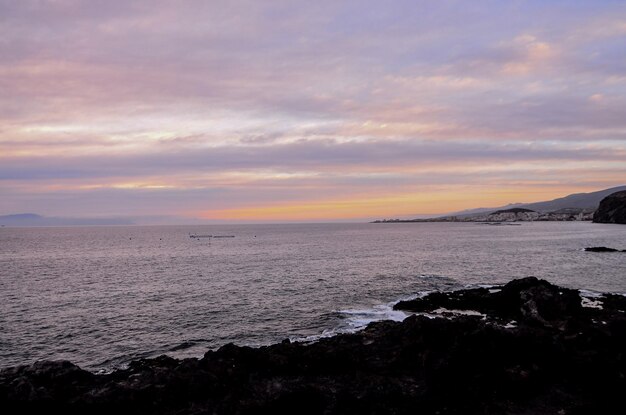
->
(1, 222, 625, 372)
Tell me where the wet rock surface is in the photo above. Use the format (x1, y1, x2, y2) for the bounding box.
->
(395, 277, 585, 328)
(2, 277, 625, 414)
(593, 190, 626, 224)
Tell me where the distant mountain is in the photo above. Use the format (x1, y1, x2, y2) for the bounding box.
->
(450, 203, 525, 218)
(0, 214, 134, 227)
(517, 186, 626, 212)
(449, 185, 626, 218)
(2, 213, 42, 221)
(491, 208, 536, 215)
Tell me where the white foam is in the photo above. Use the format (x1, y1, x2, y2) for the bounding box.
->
(475, 284, 498, 289)
(464, 284, 502, 294)
(340, 303, 409, 330)
(291, 328, 348, 343)
(579, 289, 603, 298)
(289, 285, 626, 346)
(429, 308, 487, 318)
(398, 291, 432, 301)
(581, 297, 603, 309)
(291, 287, 490, 345)
(291, 296, 417, 344)
(503, 320, 517, 329)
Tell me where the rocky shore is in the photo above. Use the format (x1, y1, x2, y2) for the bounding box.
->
(2, 277, 625, 414)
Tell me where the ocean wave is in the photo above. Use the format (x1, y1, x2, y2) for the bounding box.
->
(290, 291, 435, 344)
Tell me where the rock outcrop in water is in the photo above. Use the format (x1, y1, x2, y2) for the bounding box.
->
(1, 277, 625, 414)
(584, 246, 625, 252)
(394, 277, 584, 328)
(593, 190, 626, 224)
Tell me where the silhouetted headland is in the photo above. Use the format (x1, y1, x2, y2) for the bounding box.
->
(593, 190, 626, 224)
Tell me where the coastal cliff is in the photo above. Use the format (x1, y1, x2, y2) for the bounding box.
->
(1, 277, 625, 414)
(593, 191, 626, 224)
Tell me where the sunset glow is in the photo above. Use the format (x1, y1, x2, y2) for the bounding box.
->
(1, 1, 625, 222)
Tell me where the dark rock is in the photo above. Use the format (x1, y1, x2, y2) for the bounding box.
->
(394, 277, 583, 328)
(593, 190, 626, 224)
(600, 293, 626, 313)
(1, 278, 625, 414)
(584, 246, 621, 252)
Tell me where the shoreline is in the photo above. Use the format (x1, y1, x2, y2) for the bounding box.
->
(2, 277, 625, 414)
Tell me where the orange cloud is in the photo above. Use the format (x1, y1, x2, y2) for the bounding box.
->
(196, 182, 612, 221)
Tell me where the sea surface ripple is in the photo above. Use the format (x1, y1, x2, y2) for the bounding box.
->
(1, 222, 625, 371)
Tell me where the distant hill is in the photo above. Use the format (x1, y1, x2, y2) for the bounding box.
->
(517, 186, 626, 212)
(451, 185, 626, 218)
(0, 214, 134, 227)
(451, 203, 525, 217)
(491, 208, 535, 215)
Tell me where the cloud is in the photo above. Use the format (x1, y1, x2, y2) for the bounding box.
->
(1, 0, 626, 218)
(2, 137, 625, 180)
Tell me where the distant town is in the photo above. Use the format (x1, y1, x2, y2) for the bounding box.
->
(373, 185, 626, 224)
(373, 207, 594, 223)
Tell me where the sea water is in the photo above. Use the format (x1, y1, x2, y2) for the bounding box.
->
(1, 222, 625, 371)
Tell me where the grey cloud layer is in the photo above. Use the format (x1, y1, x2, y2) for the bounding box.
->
(1, 0, 626, 217)
(2, 139, 624, 180)
(2, 0, 625, 135)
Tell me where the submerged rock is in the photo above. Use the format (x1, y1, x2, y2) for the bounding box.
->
(593, 190, 626, 224)
(1, 278, 625, 414)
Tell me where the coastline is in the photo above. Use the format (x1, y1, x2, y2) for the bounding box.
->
(2, 277, 625, 414)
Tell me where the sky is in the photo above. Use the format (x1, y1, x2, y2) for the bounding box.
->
(1, 0, 626, 222)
